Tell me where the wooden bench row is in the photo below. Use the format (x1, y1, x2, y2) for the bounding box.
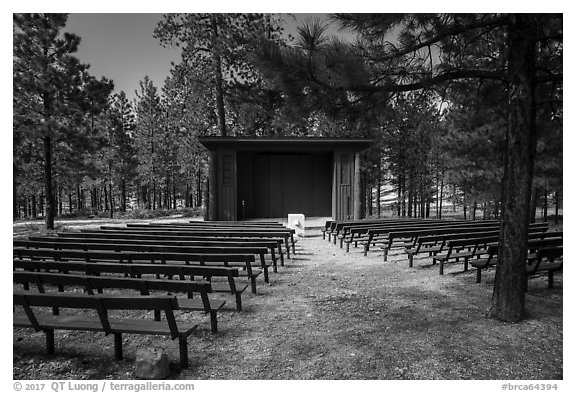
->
(14, 221, 298, 369)
(100, 223, 298, 258)
(14, 291, 196, 367)
(470, 241, 563, 284)
(13, 247, 264, 294)
(406, 225, 552, 268)
(14, 270, 225, 333)
(371, 220, 503, 259)
(322, 218, 419, 243)
(14, 258, 247, 311)
(431, 231, 560, 275)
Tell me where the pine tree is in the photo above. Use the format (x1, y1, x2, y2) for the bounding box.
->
(154, 13, 284, 136)
(13, 13, 114, 228)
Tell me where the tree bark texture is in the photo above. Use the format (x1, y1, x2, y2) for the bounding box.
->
(490, 15, 538, 322)
(211, 15, 227, 137)
(43, 135, 55, 228)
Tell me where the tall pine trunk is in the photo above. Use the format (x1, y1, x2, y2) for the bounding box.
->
(211, 15, 227, 137)
(13, 176, 19, 220)
(490, 15, 538, 322)
(109, 181, 114, 218)
(377, 179, 381, 217)
(438, 177, 444, 219)
(554, 190, 560, 225)
(43, 134, 55, 228)
(121, 178, 127, 212)
(543, 187, 548, 221)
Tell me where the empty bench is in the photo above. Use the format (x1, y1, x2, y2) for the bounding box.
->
(14, 271, 225, 333)
(14, 292, 197, 367)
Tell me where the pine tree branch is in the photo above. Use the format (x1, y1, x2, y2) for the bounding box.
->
(374, 15, 510, 62)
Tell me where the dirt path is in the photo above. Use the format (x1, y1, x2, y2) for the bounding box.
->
(13, 232, 562, 380)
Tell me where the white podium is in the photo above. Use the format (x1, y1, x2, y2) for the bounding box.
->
(287, 214, 305, 237)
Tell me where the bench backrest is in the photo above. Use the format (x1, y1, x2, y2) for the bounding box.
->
(418, 225, 551, 247)
(13, 291, 182, 338)
(536, 246, 563, 261)
(350, 221, 488, 236)
(54, 232, 284, 244)
(369, 220, 502, 237)
(28, 236, 280, 247)
(134, 222, 285, 228)
(389, 222, 548, 244)
(14, 271, 213, 301)
(100, 226, 294, 235)
(14, 241, 268, 256)
(13, 247, 256, 265)
(13, 258, 240, 278)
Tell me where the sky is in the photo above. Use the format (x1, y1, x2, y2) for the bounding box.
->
(63, 13, 350, 102)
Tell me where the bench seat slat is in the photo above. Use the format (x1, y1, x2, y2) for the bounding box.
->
(14, 313, 198, 336)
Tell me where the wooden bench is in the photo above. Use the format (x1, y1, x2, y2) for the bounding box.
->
(362, 220, 484, 256)
(14, 258, 247, 311)
(325, 219, 409, 244)
(380, 221, 547, 261)
(369, 220, 499, 259)
(340, 219, 427, 251)
(52, 233, 285, 266)
(322, 220, 333, 240)
(18, 238, 281, 273)
(96, 226, 297, 259)
(13, 292, 197, 367)
(13, 248, 263, 294)
(14, 271, 225, 333)
(334, 219, 425, 248)
(16, 241, 271, 284)
(118, 222, 293, 239)
(404, 225, 550, 267)
(470, 236, 563, 283)
(526, 246, 563, 289)
(432, 236, 497, 275)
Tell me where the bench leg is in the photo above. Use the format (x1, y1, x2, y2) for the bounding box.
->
(263, 267, 269, 283)
(291, 236, 296, 255)
(464, 258, 469, 272)
(210, 311, 218, 334)
(439, 260, 444, 275)
(383, 248, 388, 262)
(279, 250, 284, 267)
(114, 333, 123, 360)
(476, 268, 482, 283)
(346, 242, 350, 253)
(363, 244, 368, 257)
(250, 277, 257, 294)
(179, 337, 189, 368)
(235, 293, 242, 311)
(45, 329, 55, 355)
(285, 240, 291, 259)
(339, 237, 344, 248)
(548, 271, 554, 288)
(408, 254, 413, 268)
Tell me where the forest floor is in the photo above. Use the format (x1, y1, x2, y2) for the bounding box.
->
(12, 219, 563, 381)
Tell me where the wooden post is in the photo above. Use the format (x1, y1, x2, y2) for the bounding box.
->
(208, 151, 218, 221)
(353, 151, 362, 220)
(114, 333, 123, 360)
